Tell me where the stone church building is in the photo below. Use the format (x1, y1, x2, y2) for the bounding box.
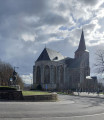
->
(33, 30, 90, 91)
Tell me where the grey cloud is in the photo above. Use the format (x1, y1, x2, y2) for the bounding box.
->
(83, 23, 95, 31)
(98, 18, 104, 32)
(0, 0, 49, 16)
(79, 0, 99, 6)
(1, 37, 40, 74)
(42, 13, 68, 25)
(58, 3, 67, 11)
(89, 40, 99, 43)
(0, 0, 70, 41)
(35, 31, 66, 43)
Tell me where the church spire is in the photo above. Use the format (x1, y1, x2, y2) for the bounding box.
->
(75, 30, 87, 58)
(77, 29, 86, 52)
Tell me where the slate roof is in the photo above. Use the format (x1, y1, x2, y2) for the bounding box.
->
(65, 58, 74, 66)
(36, 47, 82, 68)
(65, 57, 82, 68)
(36, 48, 65, 61)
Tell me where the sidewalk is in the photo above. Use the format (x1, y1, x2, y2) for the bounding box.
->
(74, 92, 104, 98)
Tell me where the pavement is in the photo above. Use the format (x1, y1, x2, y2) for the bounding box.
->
(0, 94, 104, 120)
(74, 92, 104, 98)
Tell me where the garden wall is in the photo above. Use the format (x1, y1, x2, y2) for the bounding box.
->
(0, 91, 57, 101)
(23, 93, 57, 101)
(0, 91, 23, 100)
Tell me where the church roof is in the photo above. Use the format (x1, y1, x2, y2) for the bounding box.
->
(70, 58, 82, 68)
(76, 30, 86, 52)
(65, 57, 82, 68)
(36, 48, 65, 62)
(65, 58, 74, 66)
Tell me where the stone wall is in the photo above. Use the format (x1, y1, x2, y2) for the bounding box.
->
(23, 93, 57, 101)
(0, 91, 57, 101)
(0, 91, 23, 100)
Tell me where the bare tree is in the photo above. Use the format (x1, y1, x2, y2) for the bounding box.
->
(0, 60, 24, 89)
(17, 75, 24, 89)
(94, 49, 104, 73)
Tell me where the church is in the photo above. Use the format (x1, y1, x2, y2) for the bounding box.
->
(33, 30, 90, 91)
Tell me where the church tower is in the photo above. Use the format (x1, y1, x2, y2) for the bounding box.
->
(75, 30, 90, 84)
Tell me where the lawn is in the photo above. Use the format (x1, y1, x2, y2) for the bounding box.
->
(22, 91, 50, 96)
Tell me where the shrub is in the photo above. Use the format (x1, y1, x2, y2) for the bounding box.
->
(36, 84, 42, 90)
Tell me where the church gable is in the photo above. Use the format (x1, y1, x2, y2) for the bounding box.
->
(36, 48, 65, 62)
(36, 48, 50, 61)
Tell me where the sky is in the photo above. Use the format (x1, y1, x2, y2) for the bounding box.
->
(0, 0, 104, 84)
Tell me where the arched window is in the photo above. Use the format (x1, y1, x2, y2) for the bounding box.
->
(44, 65, 50, 84)
(53, 66, 56, 84)
(36, 66, 41, 84)
(60, 66, 64, 84)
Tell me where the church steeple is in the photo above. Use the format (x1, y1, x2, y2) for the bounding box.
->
(75, 30, 87, 58)
(77, 30, 86, 52)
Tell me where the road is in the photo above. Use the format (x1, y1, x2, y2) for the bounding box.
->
(0, 95, 104, 120)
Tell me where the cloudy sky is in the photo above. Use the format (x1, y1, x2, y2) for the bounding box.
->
(0, 0, 104, 84)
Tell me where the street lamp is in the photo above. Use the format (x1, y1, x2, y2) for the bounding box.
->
(14, 66, 19, 71)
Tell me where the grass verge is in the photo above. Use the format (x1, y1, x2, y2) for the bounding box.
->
(22, 91, 50, 96)
(57, 92, 73, 95)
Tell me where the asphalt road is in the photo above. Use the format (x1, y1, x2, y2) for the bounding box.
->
(0, 95, 104, 120)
